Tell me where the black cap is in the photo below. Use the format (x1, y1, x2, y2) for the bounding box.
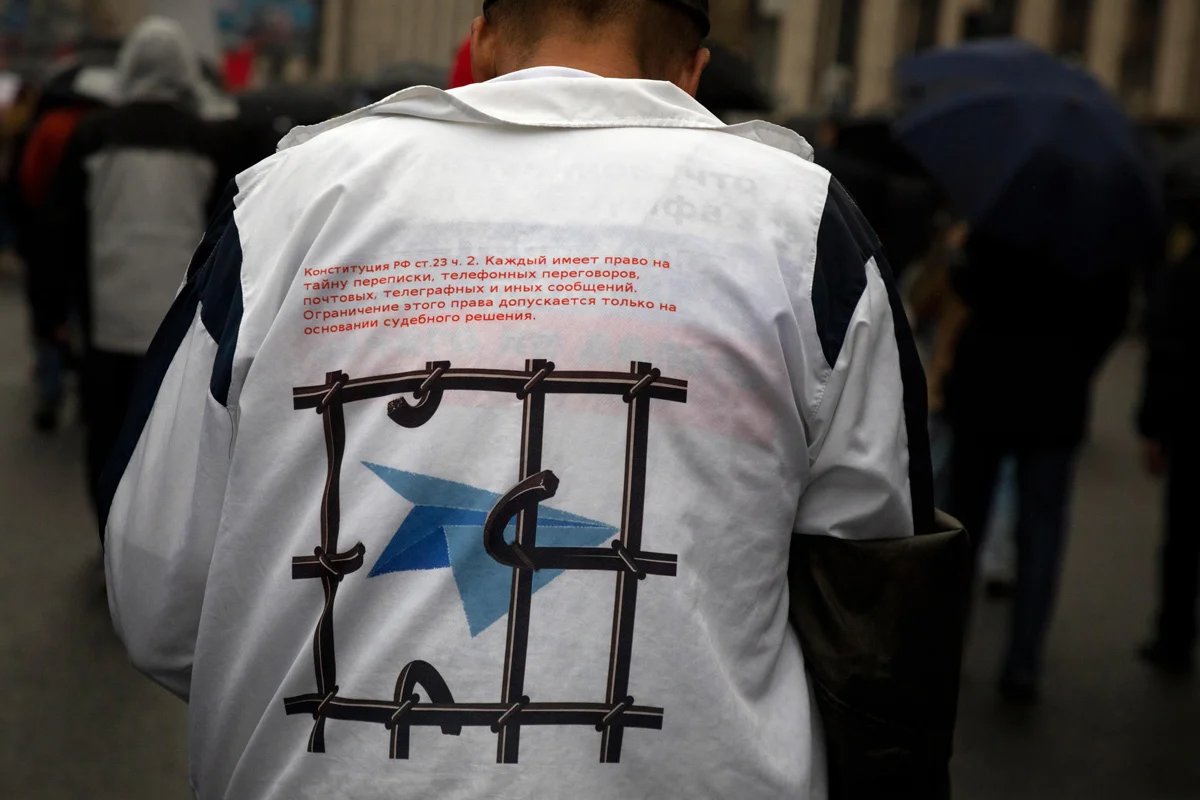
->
(482, 0, 710, 37)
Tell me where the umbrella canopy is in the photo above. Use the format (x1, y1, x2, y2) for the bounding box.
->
(894, 39, 1163, 275)
(897, 39, 1109, 109)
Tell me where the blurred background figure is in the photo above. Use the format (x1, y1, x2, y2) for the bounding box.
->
(0, 72, 30, 262)
(1138, 151, 1200, 676)
(905, 213, 1019, 599)
(48, 16, 228, 512)
(894, 40, 1165, 703)
(794, 112, 937, 283)
(976, 458, 1018, 597)
(9, 62, 111, 433)
(448, 35, 474, 88)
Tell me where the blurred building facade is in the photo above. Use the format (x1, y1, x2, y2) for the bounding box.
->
(317, 0, 477, 80)
(2, 0, 1198, 121)
(784, 0, 1200, 119)
(314, 0, 1200, 121)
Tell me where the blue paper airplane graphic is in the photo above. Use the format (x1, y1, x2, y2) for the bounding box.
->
(363, 463, 616, 636)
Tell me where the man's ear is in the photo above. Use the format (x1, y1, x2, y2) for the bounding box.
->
(674, 46, 711, 98)
(470, 15, 498, 82)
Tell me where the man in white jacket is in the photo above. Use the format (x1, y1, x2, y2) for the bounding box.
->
(102, 1, 934, 797)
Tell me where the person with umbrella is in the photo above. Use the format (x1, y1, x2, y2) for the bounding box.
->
(895, 40, 1165, 702)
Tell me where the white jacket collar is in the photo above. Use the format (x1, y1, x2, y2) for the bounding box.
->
(486, 66, 603, 83)
(279, 69, 813, 161)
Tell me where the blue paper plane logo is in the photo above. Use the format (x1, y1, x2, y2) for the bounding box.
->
(363, 463, 617, 637)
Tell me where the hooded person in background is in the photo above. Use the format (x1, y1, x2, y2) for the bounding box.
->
(49, 17, 230, 512)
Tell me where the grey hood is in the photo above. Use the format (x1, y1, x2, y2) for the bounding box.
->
(115, 16, 202, 106)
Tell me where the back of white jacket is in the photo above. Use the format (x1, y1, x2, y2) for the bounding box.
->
(102, 69, 932, 800)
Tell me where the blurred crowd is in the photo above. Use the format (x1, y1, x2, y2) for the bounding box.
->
(802, 41, 1196, 698)
(0, 16, 1194, 711)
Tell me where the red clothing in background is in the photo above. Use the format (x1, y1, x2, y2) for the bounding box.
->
(18, 107, 89, 209)
(448, 37, 474, 88)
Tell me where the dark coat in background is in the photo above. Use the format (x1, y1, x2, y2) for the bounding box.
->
(1139, 243, 1200, 447)
(945, 234, 1132, 447)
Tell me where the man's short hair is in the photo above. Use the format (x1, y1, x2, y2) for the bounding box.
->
(483, 0, 705, 77)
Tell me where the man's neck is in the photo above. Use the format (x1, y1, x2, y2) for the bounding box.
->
(501, 38, 646, 80)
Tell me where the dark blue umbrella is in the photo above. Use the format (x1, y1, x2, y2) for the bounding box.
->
(897, 39, 1110, 109)
(894, 39, 1163, 275)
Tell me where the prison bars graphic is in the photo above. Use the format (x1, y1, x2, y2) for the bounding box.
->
(284, 360, 688, 764)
